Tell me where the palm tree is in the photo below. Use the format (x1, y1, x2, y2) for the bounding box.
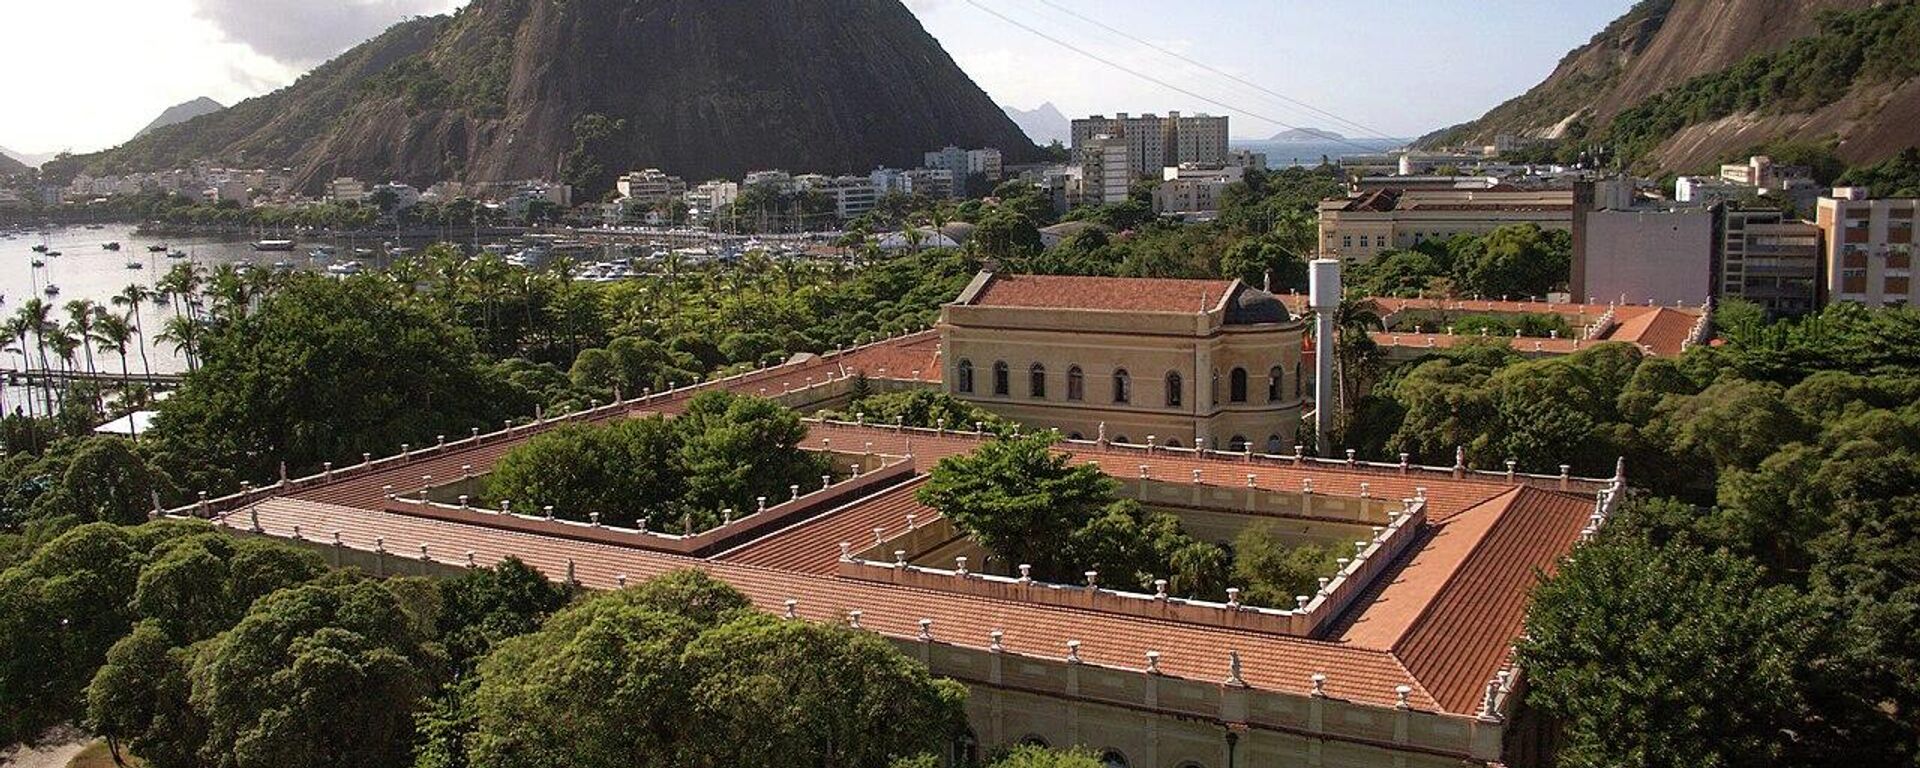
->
(17, 299, 55, 404)
(4, 315, 37, 420)
(63, 299, 101, 377)
(158, 262, 205, 320)
(111, 284, 155, 378)
(157, 315, 202, 372)
(92, 313, 134, 390)
(206, 264, 250, 321)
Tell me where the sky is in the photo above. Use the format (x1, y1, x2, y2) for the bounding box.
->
(0, 0, 1636, 156)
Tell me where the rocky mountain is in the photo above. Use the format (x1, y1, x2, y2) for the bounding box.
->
(1420, 0, 1920, 172)
(0, 151, 26, 176)
(1, 146, 55, 170)
(48, 0, 1039, 195)
(133, 97, 225, 140)
(1268, 127, 1345, 142)
(1003, 102, 1071, 145)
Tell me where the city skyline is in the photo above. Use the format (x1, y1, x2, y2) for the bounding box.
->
(4, 0, 1634, 157)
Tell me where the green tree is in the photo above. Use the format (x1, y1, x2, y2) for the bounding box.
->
(189, 579, 444, 768)
(918, 433, 1121, 579)
(1519, 506, 1817, 768)
(986, 745, 1105, 768)
(149, 275, 529, 486)
(459, 570, 960, 768)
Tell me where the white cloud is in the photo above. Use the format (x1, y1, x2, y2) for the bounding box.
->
(189, 0, 464, 65)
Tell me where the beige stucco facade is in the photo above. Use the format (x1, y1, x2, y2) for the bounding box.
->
(939, 273, 1308, 452)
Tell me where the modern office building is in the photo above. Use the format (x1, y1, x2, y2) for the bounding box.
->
(1716, 208, 1821, 315)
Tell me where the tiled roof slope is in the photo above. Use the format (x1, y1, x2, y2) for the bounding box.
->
(969, 273, 1234, 313)
(243, 496, 1441, 710)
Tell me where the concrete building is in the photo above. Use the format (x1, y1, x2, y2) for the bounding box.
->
(1817, 188, 1920, 307)
(941, 271, 1307, 452)
(1716, 208, 1821, 316)
(1675, 175, 1744, 205)
(805, 175, 878, 221)
(1072, 112, 1228, 179)
(206, 179, 251, 205)
(924, 146, 1005, 185)
(743, 170, 795, 193)
(1317, 186, 1575, 263)
(369, 181, 422, 211)
(1574, 205, 1715, 306)
(1173, 113, 1230, 166)
(617, 169, 687, 206)
(1081, 135, 1133, 206)
(325, 177, 366, 204)
(903, 167, 956, 200)
(1226, 148, 1268, 172)
(1153, 165, 1244, 219)
(684, 180, 740, 220)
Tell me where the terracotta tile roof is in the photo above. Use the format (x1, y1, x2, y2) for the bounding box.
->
(1600, 306, 1698, 357)
(243, 496, 1440, 710)
(968, 273, 1234, 314)
(237, 331, 1613, 720)
(1270, 296, 1704, 358)
(1391, 487, 1590, 712)
(720, 477, 935, 573)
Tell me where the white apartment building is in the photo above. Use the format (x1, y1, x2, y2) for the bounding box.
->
(923, 146, 1004, 184)
(1818, 187, 1920, 307)
(813, 175, 878, 221)
(1081, 134, 1132, 206)
(1071, 111, 1228, 179)
(744, 170, 795, 192)
(326, 177, 367, 204)
(369, 181, 422, 210)
(617, 169, 687, 205)
(1153, 165, 1245, 219)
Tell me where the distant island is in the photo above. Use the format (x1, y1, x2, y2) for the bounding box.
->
(1268, 127, 1346, 142)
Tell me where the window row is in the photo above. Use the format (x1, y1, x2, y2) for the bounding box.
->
(956, 360, 1303, 406)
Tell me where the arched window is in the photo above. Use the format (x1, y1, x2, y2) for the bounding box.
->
(1164, 438, 1182, 448)
(1113, 435, 1131, 445)
(992, 361, 1009, 396)
(1067, 365, 1085, 401)
(1268, 365, 1284, 402)
(1067, 431, 1084, 440)
(956, 359, 974, 393)
(1295, 360, 1305, 398)
(1100, 750, 1131, 768)
(1165, 371, 1183, 407)
(1266, 434, 1284, 454)
(951, 730, 979, 767)
(1229, 367, 1248, 402)
(1228, 435, 1249, 452)
(1112, 368, 1131, 404)
(1029, 363, 1047, 398)
(1019, 735, 1050, 748)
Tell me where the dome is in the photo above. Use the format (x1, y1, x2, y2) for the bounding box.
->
(1224, 284, 1292, 325)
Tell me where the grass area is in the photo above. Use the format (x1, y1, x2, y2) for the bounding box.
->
(66, 741, 141, 768)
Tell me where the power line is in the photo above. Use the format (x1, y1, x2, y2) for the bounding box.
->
(958, 0, 1394, 157)
(1029, 0, 1400, 144)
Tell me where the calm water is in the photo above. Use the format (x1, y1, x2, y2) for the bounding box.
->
(1230, 138, 1407, 167)
(0, 223, 388, 415)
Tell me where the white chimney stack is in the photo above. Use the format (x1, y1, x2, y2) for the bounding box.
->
(1308, 258, 1342, 454)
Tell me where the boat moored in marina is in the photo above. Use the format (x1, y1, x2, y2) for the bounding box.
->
(252, 239, 296, 251)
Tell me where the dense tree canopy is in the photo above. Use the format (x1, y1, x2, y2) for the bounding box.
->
(454, 570, 965, 768)
(487, 392, 827, 531)
(148, 275, 530, 485)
